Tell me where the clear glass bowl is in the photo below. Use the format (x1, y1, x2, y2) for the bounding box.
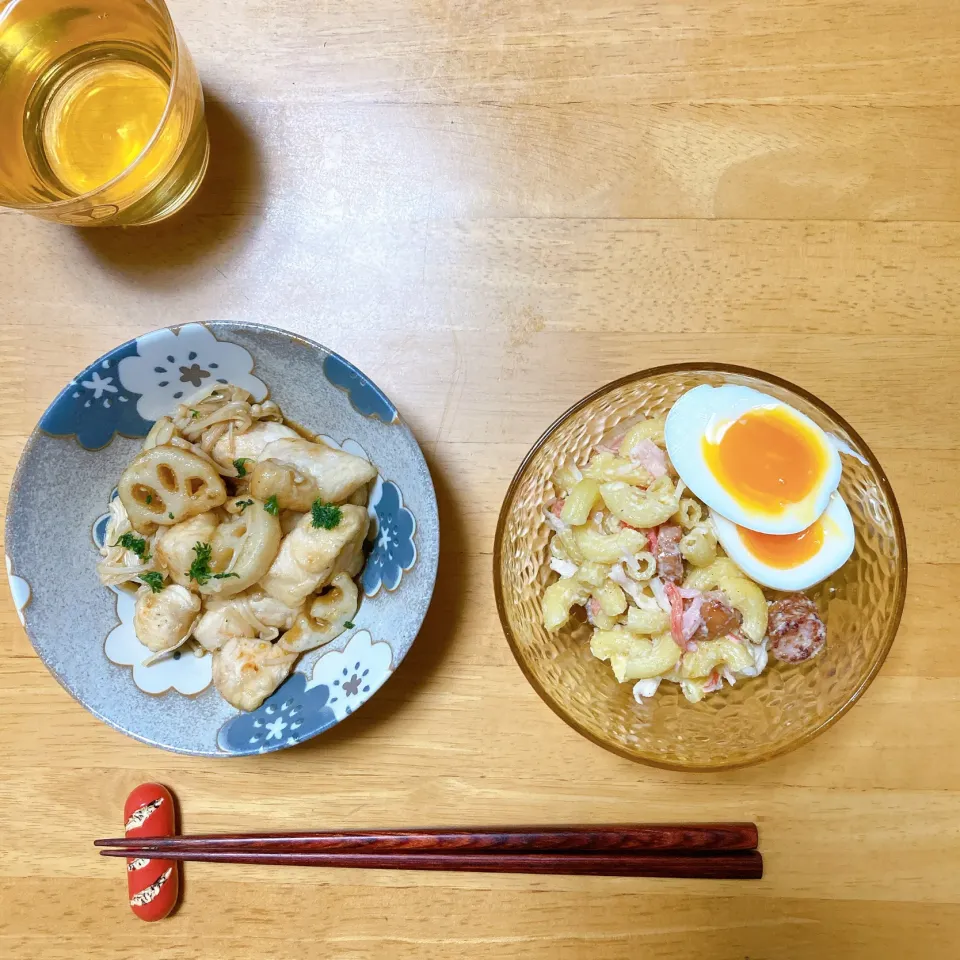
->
(494, 364, 907, 770)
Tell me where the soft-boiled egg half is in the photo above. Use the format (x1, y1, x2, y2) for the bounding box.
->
(711, 493, 855, 591)
(665, 384, 842, 535)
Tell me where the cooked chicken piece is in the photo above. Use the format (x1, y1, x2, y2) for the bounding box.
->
(257, 438, 377, 504)
(259, 504, 369, 608)
(212, 638, 296, 711)
(193, 589, 301, 652)
(249, 460, 318, 512)
(133, 584, 202, 654)
(154, 511, 220, 587)
(210, 421, 299, 471)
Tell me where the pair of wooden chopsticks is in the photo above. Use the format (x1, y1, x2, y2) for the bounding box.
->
(97, 823, 762, 879)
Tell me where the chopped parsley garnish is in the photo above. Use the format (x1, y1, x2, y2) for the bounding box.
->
(145, 494, 153, 505)
(190, 409, 200, 419)
(235, 499, 254, 513)
(168, 512, 175, 520)
(114, 532, 151, 562)
(264, 495, 280, 516)
(188, 541, 239, 586)
(311, 499, 342, 530)
(233, 457, 252, 478)
(140, 572, 166, 593)
(343, 620, 355, 629)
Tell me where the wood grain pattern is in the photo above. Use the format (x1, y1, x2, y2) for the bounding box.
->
(95, 822, 760, 853)
(2, 0, 960, 955)
(98, 847, 765, 880)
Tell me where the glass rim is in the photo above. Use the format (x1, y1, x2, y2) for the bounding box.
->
(492, 361, 909, 772)
(0, 0, 186, 212)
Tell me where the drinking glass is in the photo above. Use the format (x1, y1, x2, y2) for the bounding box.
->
(0, 0, 208, 226)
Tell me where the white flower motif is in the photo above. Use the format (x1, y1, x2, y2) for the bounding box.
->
(117, 324, 267, 421)
(104, 586, 212, 696)
(5, 556, 31, 626)
(305, 630, 393, 721)
(81, 371, 118, 400)
(264, 717, 288, 740)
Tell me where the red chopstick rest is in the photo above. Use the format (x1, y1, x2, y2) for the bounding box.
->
(124, 783, 180, 921)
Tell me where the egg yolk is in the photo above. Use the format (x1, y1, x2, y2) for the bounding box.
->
(738, 520, 824, 569)
(702, 406, 826, 512)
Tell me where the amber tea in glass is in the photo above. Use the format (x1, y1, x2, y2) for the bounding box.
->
(0, 0, 208, 226)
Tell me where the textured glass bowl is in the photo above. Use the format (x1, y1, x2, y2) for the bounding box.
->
(494, 364, 907, 770)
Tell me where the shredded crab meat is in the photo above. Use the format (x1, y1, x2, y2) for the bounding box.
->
(702, 670, 723, 694)
(680, 593, 704, 641)
(585, 597, 602, 625)
(633, 677, 661, 700)
(543, 505, 570, 534)
(648, 576, 672, 615)
(609, 562, 654, 606)
(549, 557, 579, 578)
(664, 580, 701, 652)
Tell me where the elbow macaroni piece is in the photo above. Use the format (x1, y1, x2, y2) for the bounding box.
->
(625, 605, 670, 636)
(674, 498, 703, 529)
(598, 481, 678, 529)
(621, 417, 666, 450)
(593, 580, 627, 617)
(717, 574, 768, 643)
(625, 550, 657, 580)
(560, 478, 601, 525)
(576, 561, 610, 588)
(682, 557, 742, 592)
(590, 629, 682, 682)
(680, 637, 755, 679)
(574, 525, 646, 563)
(542, 577, 590, 631)
(552, 462, 583, 495)
(679, 525, 718, 568)
(583, 452, 653, 487)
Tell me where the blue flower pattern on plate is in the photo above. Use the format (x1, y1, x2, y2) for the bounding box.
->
(323, 354, 398, 423)
(92, 488, 120, 549)
(364, 480, 417, 596)
(217, 672, 337, 754)
(40, 340, 153, 449)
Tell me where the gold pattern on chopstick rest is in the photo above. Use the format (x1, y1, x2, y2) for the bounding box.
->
(125, 797, 163, 832)
(130, 868, 173, 907)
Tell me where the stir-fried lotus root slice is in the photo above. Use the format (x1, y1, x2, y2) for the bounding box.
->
(119, 445, 227, 532)
(133, 584, 202, 655)
(199, 498, 282, 598)
(249, 460, 319, 512)
(212, 637, 297, 711)
(279, 573, 359, 653)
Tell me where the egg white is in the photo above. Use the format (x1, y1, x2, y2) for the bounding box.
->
(664, 384, 842, 535)
(712, 494, 855, 591)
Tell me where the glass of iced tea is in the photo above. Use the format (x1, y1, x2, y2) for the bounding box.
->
(0, 0, 208, 226)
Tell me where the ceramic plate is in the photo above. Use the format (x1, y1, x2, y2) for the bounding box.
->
(6, 322, 439, 755)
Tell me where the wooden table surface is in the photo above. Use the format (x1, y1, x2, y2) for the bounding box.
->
(3, 0, 960, 956)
